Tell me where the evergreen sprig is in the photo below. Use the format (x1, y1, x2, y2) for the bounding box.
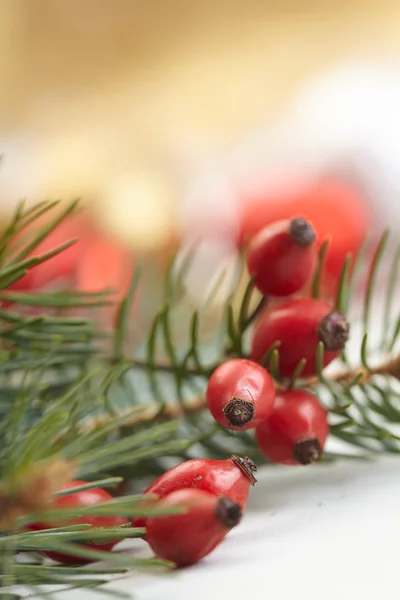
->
(119, 230, 400, 461)
(1, 200, 400, 597)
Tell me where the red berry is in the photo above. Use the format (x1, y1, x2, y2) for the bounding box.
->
(237, 177, 370, 298)
(145, 488, 242, 567)
(206, 359, 276, 430)
(246, 218, 317, 297)
(251, 298, 350, 378)
(255, 389, 329, 465)
(132, 455, 256, 530)
(27, 480, 127, 564)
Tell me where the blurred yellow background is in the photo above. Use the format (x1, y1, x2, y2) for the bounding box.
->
(0, 0, 400, 250)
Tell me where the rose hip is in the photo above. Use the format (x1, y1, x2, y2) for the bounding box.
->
(246, 217, 317, 297)
(255, 389, 329, 465)
(206, 359, 276, 430)
(237, 177, 370, 299)
(251, 298, 349, 378)
(27, 480, 127, 564)
(132, 455, 256, 530)
(145, 488, 242, 567)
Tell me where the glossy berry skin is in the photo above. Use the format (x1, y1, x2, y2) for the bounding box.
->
(255, 389, 329, 465)
(27, 480, 127, 564)
(132, 455, 256, 530)
(146, 488, 242, 567)
(206, 359, 276, 430)
(251, 298, 349, 378)
(246, 218, 317, 297)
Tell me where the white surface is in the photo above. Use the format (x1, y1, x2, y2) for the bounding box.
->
(15, 455, 400, 600)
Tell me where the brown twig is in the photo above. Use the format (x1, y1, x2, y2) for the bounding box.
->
(80, 394, 207, 433)
(308, 355, 400, 387)
(82, 353, 400, 434)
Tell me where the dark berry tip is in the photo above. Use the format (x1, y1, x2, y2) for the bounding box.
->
(317, 311, 350, 351)
(223, 397, 255, 427)
(293, 438, 323, 465)
(216, 497, 242, 528)
(289, 218, 316, 248)
(230, 455, 258, 485)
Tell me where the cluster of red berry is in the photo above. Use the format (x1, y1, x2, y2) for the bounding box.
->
(28, 455, 256, 567)
(28, 217, 351, 570)
(207, 217, 350, 465)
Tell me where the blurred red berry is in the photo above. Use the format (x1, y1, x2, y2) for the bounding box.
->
(3, 215, 86, 300)
(3, 214, 134, 306)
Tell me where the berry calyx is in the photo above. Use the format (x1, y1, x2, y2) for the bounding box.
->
(131, 455, 257, 531)
(292, 438, 323, 465)
(251, 298, 350, 378)
(246, 217, 317, 297)
(206, 359, 276, 430)
(145, 488, 242, 567)
(215, 497, 243, 528)
(317, 311, 350, 351)
(288, 217, 316, 247)
(255, 389, 329, 466)
(230, 455, 258, 486)
(223, 397, 255, 427)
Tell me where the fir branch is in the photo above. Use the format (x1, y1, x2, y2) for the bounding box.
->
(2, 201, 400, 597)
(8, 200, 79, 265)
(330, 354, 400, 386)
(237, 276, 267, 332)
(311, 239, 329, 298)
